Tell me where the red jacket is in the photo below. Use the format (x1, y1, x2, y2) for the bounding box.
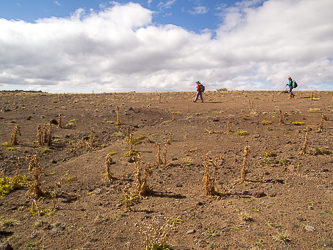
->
(196, 82, 201, 91)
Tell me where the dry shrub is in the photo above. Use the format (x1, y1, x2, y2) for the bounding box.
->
(115, 106, 121, 125)
(319, 113, 327, 130)
(138, 216, 174, 250)
(279, 110, 286, 125)
(133, 154, 153, 198)
(204, 129, 223, 134)
(26, 155, 45, 198)
(299, 127, 311, 155)
(226, 121, 232, 134)
(10, 125, 21, 146)
(154, 143, 162, 166)
(202, 154, 224, 196)
(57, 114, 62, 128)
(103, 155, 114, 182)
(238, 146, 251, 183)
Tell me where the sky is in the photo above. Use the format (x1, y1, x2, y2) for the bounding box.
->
(0, 0, 332, 93)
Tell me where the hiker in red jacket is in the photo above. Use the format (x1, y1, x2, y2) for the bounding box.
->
(193, 81, 204, 103)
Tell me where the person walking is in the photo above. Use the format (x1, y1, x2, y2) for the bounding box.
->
(193, 81, 204, 103)
(287, 76, 295, 99)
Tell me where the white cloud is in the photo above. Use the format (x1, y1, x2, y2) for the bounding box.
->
(158, 0, 176, 11)
(189, 6, 208, 15)
(54, 1, 61, 7)
(0, 0, 333, 93)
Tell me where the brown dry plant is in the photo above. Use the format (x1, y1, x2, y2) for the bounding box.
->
(47, 121, 52, 146)
(57, 114, 62, 128)
(133, 154, 153, 198)
(154, 143, 162, 166)
(300, 127, 311, 155)
(319, 113, 327, 130)
(279, 110, 287, 125)
(115, 106, 121, 125)
(10, 125, 21, 146)
(226, 121, 232, 134)
(202, 154, 223, 196)
(103, 155, 114, 182)
(42, 124, 48, 145)
(238, 146, 251, 183)
(36, 125, 43, 146)
(26, 155, 45, 198)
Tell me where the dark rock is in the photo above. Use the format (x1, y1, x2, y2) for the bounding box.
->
(242, 190, 250, 195)
(128, 157, 135, 163)
(50, 119, 58, 125)
(27, 116, 32, 120)
(51, 160, 57, 164)
(196, 201, 204, 206)
(297, 217, 305, 221)
(172, 158, 178, 161)
(322, 169, 329, 172)
(252, 191, 265, 198)
(176, 183, 183, 187)
(0, 242, 13, 250)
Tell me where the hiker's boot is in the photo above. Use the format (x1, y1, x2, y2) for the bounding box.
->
(288, 97, 292, 99)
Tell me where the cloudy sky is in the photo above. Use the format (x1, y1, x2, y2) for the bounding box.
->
(0, 0, 332, 93)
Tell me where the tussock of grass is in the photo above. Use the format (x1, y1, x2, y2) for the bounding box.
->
(308, 108, 322, 113)
(292, 122, 305, 125)
(111, 132, 123, 137)
(233, 130, 249, 136)
(260, 120, 272, 125)
(0, 175, 29, 197)
(261, 151, 277, 157)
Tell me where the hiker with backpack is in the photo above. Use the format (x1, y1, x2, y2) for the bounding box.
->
(287, 76, 297, 99)
(193, 81, 205, 103)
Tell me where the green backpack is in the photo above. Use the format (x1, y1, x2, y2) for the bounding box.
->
(199, 83, 205, 92)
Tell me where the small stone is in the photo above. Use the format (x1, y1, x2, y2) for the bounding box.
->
(297, 217, 305, 222)
(51, 160, 57, 164)
(172, 158, 178, 161)
(308, 206, 314, 210)
(196, 201, 204, 206)
(252, 191, 265, 198)
(30, 232, 37, 238)
(304, 225, 315, 232)
(116, 203, 122, 208)
(94, 188, 102, 195)
(322, 169, 329, 172)
(242, 190, 250, 195)
(176, 183, 183, 187)
(187, 229, 196, 234)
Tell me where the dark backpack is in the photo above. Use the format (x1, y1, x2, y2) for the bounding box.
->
(292, 80, 298, 88)
(199, 83, 205, 92)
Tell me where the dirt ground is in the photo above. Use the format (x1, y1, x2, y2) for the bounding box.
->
(0, 90, 333, 250)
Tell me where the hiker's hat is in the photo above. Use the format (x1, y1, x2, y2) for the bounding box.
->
(288, 77, 291, 79)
